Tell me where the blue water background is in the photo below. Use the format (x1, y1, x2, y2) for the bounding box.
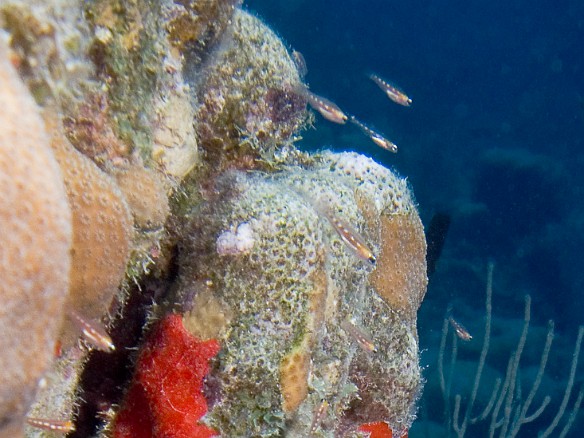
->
(245, 1, 584, 435)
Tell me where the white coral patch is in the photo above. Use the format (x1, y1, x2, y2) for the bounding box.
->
(216, 222, 255, 256)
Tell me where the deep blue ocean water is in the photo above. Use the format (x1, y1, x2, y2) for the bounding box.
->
(245, 1, 584, 436)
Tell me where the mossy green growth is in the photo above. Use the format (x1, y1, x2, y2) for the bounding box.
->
(84, 0, 164, 163)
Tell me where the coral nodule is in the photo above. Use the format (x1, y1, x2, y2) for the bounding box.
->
(113, 314, 220, 438)
(178, 151, 427, 437)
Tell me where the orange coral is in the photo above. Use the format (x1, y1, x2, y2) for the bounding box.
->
(369, 213, 427, 319)
(280, 347, 310, 413)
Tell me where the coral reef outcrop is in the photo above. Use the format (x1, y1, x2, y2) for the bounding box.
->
(0, 1, 427, 437)
(177, 151, 427, 436)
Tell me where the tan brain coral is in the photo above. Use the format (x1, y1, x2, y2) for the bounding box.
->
(0, 40, 72, 437)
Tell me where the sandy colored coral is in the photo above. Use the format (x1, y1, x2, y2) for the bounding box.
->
(280, 346, 310, 413)
(151, 88, 199, 179)
(46, 117, 132, 346)
(0, 39, 71, 436)
(182, 283, 233, 340)
(115, 164, 170, 229)
(369, 213, 428, 319)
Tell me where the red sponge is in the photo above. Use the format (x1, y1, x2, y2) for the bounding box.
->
(359, 421, 409, 438)
(114, 314, 220, 438)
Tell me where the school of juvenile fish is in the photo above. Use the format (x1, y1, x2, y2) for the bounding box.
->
(294, 51, 416, 271)
(295, 50, 411, 154)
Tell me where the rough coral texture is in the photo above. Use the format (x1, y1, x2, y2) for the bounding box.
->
(113, 314, 220, 438)
(195, 9, 308, 168)
(0, 39, 71, 436)
(178, 151, 427, 437)
(24, 347, 86, 438)
(47, 119, 133, 347)
(164, 0, 239, 59)
(114, 164, 170, 230)
(370, 214, 427, 320)
(0, 1, 428, 436)
(0, 0, 92, 105)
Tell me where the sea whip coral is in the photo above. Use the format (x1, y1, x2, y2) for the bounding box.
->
(113, 314, 220, 438)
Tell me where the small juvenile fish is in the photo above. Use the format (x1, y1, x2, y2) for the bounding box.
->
(309, 399, 329, 435)
(69, 311, 116, 352)
(449, 316, 472, 341)
(325, 210, 376, 264)
(304, 89, 348, 124)
(26, 417, 75, 433)
(341, 318, 378, 353)
(292, 50, 307, 77)
(350, 116, 398, 153)
(370, 73, 412, 107)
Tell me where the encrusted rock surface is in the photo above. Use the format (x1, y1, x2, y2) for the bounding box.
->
(177, 152, 427, 437)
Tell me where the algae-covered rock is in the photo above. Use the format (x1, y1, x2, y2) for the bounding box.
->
(195, 9, 308, 169)
(178, 151, 427, 437)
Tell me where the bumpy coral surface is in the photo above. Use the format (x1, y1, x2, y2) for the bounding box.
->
(113, 314, 220, 438)
(178, 151, 427, 437)
(47, 119, 133, 347)
(0, 38, 71, 437)
(195, 9, 308, 168)
(0, 1, 428, 436)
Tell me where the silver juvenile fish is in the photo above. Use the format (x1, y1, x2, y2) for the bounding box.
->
(304, 89, 348, 124)
(69, 311, 116, 352)
(309, 400, 329, 436)
(342, 318, 378, 353)
(324, 209, 376, 265)
(449, 316, 472, 341)
(350, 116, 398, 153)
(370, 73, 412, 107)
(26, 417, 75, 433)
